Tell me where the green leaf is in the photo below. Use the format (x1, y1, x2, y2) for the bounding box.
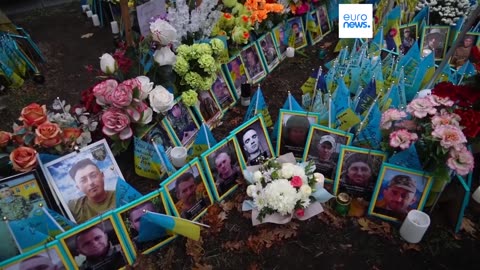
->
(24, 133, 35, 145)
(133, 87, 141, 100)
(15, 127, 28, 136)
(134, 123, 154, 138)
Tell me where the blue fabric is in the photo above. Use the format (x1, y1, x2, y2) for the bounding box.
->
(115, 177, 143, 208)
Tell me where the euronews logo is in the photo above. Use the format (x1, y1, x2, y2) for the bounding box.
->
(339, 4, 373, 38)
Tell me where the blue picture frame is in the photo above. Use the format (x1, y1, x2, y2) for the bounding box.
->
(113, 188, 177, 258)
(239, 42, 268, 84)
(256, 32, 281, 73)
(161, 97, 200, 148)
(222, 54, 249, 99)
(368, 162, 433, 222)
(272, 22, 288, 60)
(191, 88, 224, 129)
(211, 70, 238, 113)
(160, 158, 214, 221)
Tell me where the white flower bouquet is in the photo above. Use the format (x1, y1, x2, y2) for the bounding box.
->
(242, 153, 334, 226)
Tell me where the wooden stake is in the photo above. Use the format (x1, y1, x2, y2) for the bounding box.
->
(120, 0, 134, 47)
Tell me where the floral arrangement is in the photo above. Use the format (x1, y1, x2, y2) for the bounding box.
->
(173, 38, 227, 106)
(244, 155, 326, 222)
(379, 83, 476, 181)
(211, 12, 253, 45)
(416, 0, 473, 26)
(0, 101, 98, 172)
(243, 0, 284, 24)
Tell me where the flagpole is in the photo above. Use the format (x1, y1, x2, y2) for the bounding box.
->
(145, 211, 211, 228)
(202, 124, 211, 148)
(254, 85, 260, 116)
(151, 141, 172, 174)
(288, 91, 292, 110)
(309, 66, 323, 111)
(328, 95, 332, 128)
(356, 89, 383, 136)
(39, 204, 65, 233)
(3, 217, 22, 253)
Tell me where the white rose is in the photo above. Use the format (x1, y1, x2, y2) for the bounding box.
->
(136, 76, 153, 100)
(150, 18, 177, 45)
(149, 85, 174, 113)
(247, 185, 257, 197)
(138, 107, 153, 124)
(153, 46, 177, 66)
(253, 171, 263, 182)
(99, 53, 116, 74)
(281, 163, 294, 179)
(299, 185, 312, 197)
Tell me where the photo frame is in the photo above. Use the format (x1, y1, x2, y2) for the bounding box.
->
(201, 136, 243, 201)
(368, 163, 433, 222)
(223, 54, 248, 98)
(257, 32, 281, 72)
(231, 114, 274, 168)
(421, 26, 450, 60)
(114, 188, 176, 257)
(43, 139, 125, 224)
(192, 89, 223, 129)
(59, 214, 133, 270)
(276, 109, 320, 159)
(162, 98, 200, 148)
(211, 71, 237, 112)
(333, 145, 387, 201)
(272, 23, 288, 60)
(399, 23, 418, 55)
(302, 124, 354, 184)
(317, 5, 331, 37)
(306, 10, 323, 45)
(0, 240, 74, 270)
(239, 43, 267, 83)
(449, 32, 480, 69)
(161, 158, 213, 221)
(0, 170, 64, 259)
(286, 16, 308, 50)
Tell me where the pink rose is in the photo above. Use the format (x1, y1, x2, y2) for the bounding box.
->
(389, 129, 418, 150)
(447, 146, 474, 176)
(101, 108, 133, 140)
(290, 176, 303, 188)
(428, 94, 454, 107)
(431, 125, 467, 150)
(34, 122, 63, 147)
(19, 103, 47, 127)
(380, 109, 407, 129)
(93, 79, 118, 105)
(10, 146, 37, 172)
(126, 101, 149, 122)
(105, 82, 133, 108)
(431, 110, 461, 128)
(406, 97, 437, 118)
(0, 131, 11, 147)
(295, 208, 305, 217)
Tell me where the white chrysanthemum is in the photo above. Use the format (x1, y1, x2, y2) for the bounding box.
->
(300, 198, 311, 209)
(247, 185, 257, 197)
(253, 171, 263, 182)
(263, 179, 299, 216)
(299, 185, 312, 199)
(280, 163, 295, 179)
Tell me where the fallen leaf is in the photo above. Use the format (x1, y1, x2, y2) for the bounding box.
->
(461, 217, 477, 238)
(202, 204, 225, 234)
(318, 206, 345, 229)
(81, 33, 94, 39)
(222, 240, 245, 251)
(186, 237, 204, 264)
(218, 211, 228, 221)
(192, 263, 213, 270)
(356, 218, 393, 240)
(400, 243, 421, 253)
(323, 42, 333, 48)
(220, 201, 235, 212)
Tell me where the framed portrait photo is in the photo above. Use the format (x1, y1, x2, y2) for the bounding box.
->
(162, 99, 200, 148)
(333, 145, 387, 201)
(43, 139, 125, 224)
(369, 163, 433, 222)
(161, 158, 213, 221)
(317, 5, 331, 36)
(276, 109, 320, 160)
(231, 114, 274, 168)
(306, 10, 323, 45)
(224, 54, 248, 98)
(239, 43, 267, 83)
(201, 137, 243, 201)
(286, 16, 308, 50)
(421, 26, 450, 60)
(257, 32, 281, 72)
(114, 188, 176, 256)
(211, 71, 237, 112)
(59, 214, 133, 270)
(399, 23, 418, 55)
(0, 170, 63, 259)
(449, 32, 480, 69)
(192, 89, 223, 129)
(302, 124, 354, 183)
(0, 240, 74, 270)
(272, 23, 288, 60)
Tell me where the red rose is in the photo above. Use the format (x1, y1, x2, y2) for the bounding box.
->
(0, 131, 11, 147)
(19, 103, 48, 127)
(290, 176, 303, 188)
(34, 122, 63, 147)
(10, 146, 37, 172)
(295, 208, 305, 217)
(455, 109, 480, 138)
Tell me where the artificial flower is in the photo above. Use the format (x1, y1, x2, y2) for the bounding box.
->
(10, 146, 37, 172)
(19, 103, 48, 127)
(92, 79, 118, 106)
(34, 122, 63, 148)
(380, 108, 407, 129)
(455, 109, 480, 138)
(150, 18, 177, 45)
(101, 107, 133, 140)
(135, 76, 154, 100)
(173, 56, 190, 76)
(447, 145, 475, 176)
(62, 127, 82, 144)
(105, 81, 134, 108)
(290, 176, 303, 188)
(198, 54, 218, 74)
(406, 97, 437, 118)
(389, 129, 418, 150)
(99, 53, 117, 75)
(153, 46, 177, 66)
(431, 125, 467, 151)
(0, 131, 11, 147)
(149, 85, 174, 113)
(181, 90, 198, 107)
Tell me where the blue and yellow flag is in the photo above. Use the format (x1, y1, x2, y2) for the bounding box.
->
(388, 144, 423, 171)
(355, 103, 382, 149)
(188, 123, 217, 162)
(115, 177, 143, 208)
(138, 212, 201, 242)
(244, 87, 273, 127)
(355, 78, 376, 115)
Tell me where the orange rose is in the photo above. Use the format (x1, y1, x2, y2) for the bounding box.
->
(34, 122, 63, 147)
(62, 127, 82, 143)
(0, 131, 11, 147)
(10, 146, 37, 172)
(19, 103, 47, 127)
